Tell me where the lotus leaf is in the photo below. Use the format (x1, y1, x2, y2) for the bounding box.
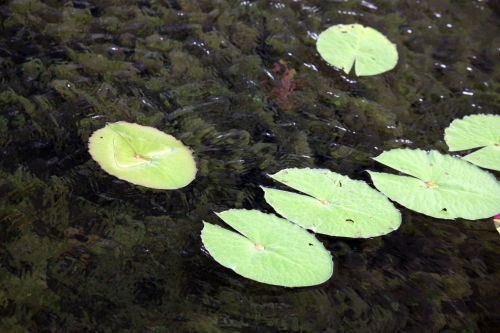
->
(444, 114, 500, 171)
(263, 168, 401, 238)
(201, 209, 333, 287)
(369, 149, 500, 220)
(316, 24, 398, 76)
(88, 122, 196, 189)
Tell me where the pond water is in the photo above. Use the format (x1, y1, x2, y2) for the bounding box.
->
(1, 0, 499, 332)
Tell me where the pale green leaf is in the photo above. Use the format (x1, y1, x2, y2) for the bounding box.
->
(444, 114, 500, 171)
(263, 168, 401, 238)
(462, 146, 500, 172)
(316, 24, 398, 76)
(445, 114, 500, 150)
(88, 122, 196, 189)
(369, 149, 500, 220)
(201, 209, 333, 287)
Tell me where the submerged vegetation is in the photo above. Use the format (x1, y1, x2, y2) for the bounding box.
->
(1, 0, 500, 331)
(199, 22, 497, 285)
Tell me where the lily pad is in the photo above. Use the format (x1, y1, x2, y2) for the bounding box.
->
(444, 114, 500, 171)
(201, 209, 333, 287)
(88, 121, 196, 189)
(316, 24, 398, 76)
(368, 149, 500, 220)
(262, 168, 401, 238)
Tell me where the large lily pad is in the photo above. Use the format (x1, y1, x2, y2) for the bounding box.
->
(369, 149, 500, 220)
(201, 209, 333, 287)
(316, 24, 398, 76)
(444, 114, 500, 171)
(262, 168, 401, 238)
(88, 122, 196, 189)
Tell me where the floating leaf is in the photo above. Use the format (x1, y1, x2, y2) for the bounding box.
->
(316, 24, 398, 76)
(88, 122, 196, 189)
(201, 209, 333, 287)
(369, 149, 500, 220)
(262, 168, 401, 238)
(444, 114, 500, 171)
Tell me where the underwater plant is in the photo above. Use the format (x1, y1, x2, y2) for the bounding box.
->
(369, 149, 500, 220)
(270, 61, 296, 111)
(444, 114, 500, 172)
(316, 24, 398, 76)
(88, 122, 196, 190)
(262, 168, 401, 238)
(201, 209, 334, 287)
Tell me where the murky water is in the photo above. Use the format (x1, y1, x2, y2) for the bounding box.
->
(1, 0, 499, 332)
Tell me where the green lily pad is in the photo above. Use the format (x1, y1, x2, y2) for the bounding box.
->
(88, 121, 196, 189)
(316, 24, 398, 76)
(262, 168, 401, 238)
(369, 149, 500, 220)
(201, 209, 333, 287)
(444, 114, 500, 171)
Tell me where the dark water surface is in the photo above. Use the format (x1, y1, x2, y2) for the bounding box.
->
(1, 0, 500, 332)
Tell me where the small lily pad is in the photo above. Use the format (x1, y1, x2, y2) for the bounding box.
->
(369, 149, 500, 220)
(444, 114, 500, 171)
(88, 122, 196, 189)
(201, 209, 333, 287)
(262, 168, 401, 238)
(316, 24, 398, 76)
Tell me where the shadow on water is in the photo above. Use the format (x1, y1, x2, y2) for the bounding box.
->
(0, 0, 499, 332)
